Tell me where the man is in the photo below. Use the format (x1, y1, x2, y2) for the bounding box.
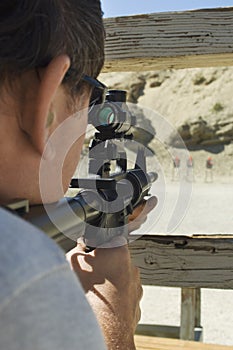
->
(0, 1, 156, 349)
(205, 156, 214, 182)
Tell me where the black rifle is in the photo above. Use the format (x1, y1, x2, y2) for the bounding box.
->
(9, 90, 157, 252)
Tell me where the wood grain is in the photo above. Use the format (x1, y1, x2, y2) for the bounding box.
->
(129, 235, 233, 289)
(134, 335, 233, 349)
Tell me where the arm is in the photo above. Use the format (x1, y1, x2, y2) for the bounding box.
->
(66, 196, 157, 350)
(67, 243, 140, 350)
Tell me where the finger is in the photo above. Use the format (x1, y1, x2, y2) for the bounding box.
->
(132, 196, 157, 221)
(143, 196, 157, 214)
(128, 217, 147, 232)
(129, 196, 157, 221)
(66, 237, 87, 263)
(130, 200, 146, 219)
(76, 237, 87, 251)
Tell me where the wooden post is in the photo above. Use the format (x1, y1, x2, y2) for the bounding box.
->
(195, 289, 202, 328)
(180, 288, 200, 340)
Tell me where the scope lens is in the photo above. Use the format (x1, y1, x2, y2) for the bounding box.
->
(98, 107, 115, 126)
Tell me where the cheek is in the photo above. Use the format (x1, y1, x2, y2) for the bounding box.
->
(63, 133, 85, 181)
(62, 116, 87, 191)
(39, 113, 88, 203)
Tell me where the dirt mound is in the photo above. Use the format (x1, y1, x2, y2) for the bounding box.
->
(99, 68, 233, 182)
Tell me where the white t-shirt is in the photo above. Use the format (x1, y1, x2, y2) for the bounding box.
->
(0, 208, 107, 350)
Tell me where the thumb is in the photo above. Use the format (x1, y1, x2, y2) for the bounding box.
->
(76, 237, 87, 252)
(66, 237, 86, 263)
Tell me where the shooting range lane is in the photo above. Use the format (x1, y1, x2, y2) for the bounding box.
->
(148, 181, 233, 235)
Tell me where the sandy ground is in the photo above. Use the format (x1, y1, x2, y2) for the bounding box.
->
(140, 286, 233, 346)
(132, 177, 233, 236)
(137, 181, 233, 346)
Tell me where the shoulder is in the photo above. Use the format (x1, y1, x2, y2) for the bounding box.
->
(0, 207, 68, 302)
(0, 207, 107, 350)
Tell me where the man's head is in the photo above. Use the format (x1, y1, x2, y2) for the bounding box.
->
(0, 0, 105, 204)
(0, 0, 105, 90)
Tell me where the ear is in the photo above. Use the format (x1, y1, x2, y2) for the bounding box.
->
(29, 55, 71, 155)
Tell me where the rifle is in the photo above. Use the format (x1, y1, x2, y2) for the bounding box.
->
(7, 90, 157, 252)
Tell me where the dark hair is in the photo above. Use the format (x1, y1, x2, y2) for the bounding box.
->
(0, 0, 105, 91)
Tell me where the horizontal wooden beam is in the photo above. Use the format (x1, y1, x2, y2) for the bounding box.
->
(103, 8, 233, 72)
(129, 235, 233, 289)
(134, 335, 232, 350)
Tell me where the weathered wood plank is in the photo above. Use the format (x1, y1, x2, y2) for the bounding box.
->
(129, 235, 233, 289)
(103, 8, 233, 72)
(180, 288, 196, 340)
(134, 335, 233, 349)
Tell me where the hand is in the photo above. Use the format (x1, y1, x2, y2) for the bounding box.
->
(128, 195, 157, 233)
(66, 238, 142, 350)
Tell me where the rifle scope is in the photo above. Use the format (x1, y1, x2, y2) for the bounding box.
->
(90, 90, 136, 136)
